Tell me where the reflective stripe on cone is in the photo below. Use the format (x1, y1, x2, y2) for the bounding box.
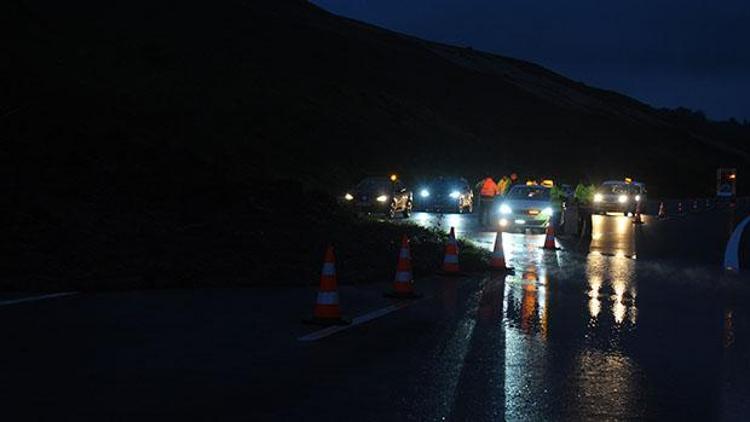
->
(395, 271, 411, 283)
(316, 291, 339, 305)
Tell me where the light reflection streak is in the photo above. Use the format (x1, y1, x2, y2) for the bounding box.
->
(724, 309, 735, 349)
(586, 251, 637, 328)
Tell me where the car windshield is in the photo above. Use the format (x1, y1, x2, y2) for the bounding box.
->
(507, 186, 550, 200)
(356, 178, 391, 192)
(430, 178, 465, 191)
(602, 183, 629, 194)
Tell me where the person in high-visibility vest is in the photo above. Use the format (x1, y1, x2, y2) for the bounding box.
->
(497, 176, 510, 197)
(478, 177, 498, 226)
(509, 172, 520, 187)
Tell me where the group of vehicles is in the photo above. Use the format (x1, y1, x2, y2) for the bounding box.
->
(341, 175, 649, 232)
(341, 175, 474, 219)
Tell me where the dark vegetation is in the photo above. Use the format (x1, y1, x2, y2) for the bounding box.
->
(2, 179, 489, 290)
(2, 0, 748, 289)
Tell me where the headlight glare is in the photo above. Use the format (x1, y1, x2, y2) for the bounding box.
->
(635, 195, 641, 201)
(449, 191, 461, 199)
(594, 193, 603, 203)
(420, 189, 430, 198)
(618, 194, 628, 203)
(376, 194, 389, 202)
(344, 193, 354, 201)
(542, 207, 553, 215)
(500, 204, 512, 215)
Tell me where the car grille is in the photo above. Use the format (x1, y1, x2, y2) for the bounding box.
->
(517, 209, 540, 216)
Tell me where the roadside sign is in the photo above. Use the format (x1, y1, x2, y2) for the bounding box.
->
(717, 168, 737, 198)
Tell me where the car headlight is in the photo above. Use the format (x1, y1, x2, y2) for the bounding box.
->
(420, 189, 430, 198)
(594, 193, 603, 203)
(618, 194, 628, 203)
(500, 204, 512, 215)
(449, 191, 461, 199)
(344, 193, 354, 201)
(635, 195, 641, 201)
(542, 207, 553, 215)
(376, 195, 389, 202)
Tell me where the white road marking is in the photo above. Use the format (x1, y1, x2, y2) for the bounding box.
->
(0, 292, 78, 307)
(298, 298, 423, 342)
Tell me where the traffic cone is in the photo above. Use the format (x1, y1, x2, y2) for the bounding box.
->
(657, 202, 667, 219)
(441, 227, 461, 274)
(305, 246, 350, 326)
(386, 235, 421, 298)
(541, 224, 560, 250)
(489, 231, 513, 272)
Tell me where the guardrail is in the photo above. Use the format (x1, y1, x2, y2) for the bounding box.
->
(724, 215, 750, 273)
(644, 196, 748, 216)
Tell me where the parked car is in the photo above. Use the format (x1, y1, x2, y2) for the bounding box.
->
(343, 176, 413, 218)
(414, 177, 473, 213)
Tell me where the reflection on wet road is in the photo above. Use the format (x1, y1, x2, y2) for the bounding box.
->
(399, 209, 750, 419)
(411, 211, 640, 257)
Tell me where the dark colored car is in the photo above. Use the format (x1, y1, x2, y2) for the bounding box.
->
(592, 180, 647, 216)
(343, 177, 413, 218)
(414, 177, 474, 213)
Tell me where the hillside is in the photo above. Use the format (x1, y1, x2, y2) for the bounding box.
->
(4, 0, 749, 198)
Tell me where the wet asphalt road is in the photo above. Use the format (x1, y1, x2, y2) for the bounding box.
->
(2, 205, 750, 420)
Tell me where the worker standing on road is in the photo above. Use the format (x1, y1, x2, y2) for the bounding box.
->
(479, 176, 498, 226)
(497, 176, 511, 197)
(574, 183, 595, 237)
(509, 172, 520, 187)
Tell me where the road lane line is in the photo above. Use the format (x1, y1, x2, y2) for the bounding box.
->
(298, 299, 423, 342)
(0, 292, 78, 307)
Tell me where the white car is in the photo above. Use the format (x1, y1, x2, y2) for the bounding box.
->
(498, 185, 556, 233)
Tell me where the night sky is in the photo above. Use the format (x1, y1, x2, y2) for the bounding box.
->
(313, 0, 750, 121)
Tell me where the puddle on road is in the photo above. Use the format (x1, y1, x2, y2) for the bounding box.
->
(407, 210, 750, 419)
(499, 229, 646, 419)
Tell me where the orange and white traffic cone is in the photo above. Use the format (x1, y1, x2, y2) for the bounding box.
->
(541, 224, 560, 250)
(441, 227, 461, 274)
(657, 201, 667, 219)
(489, 231, 513, 272)
(386, 235, 421, 298)
(305, 246, 350, 325)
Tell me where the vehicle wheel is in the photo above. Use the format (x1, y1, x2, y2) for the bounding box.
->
(402, 203, 412, 218)
(623, 211, 629, 217)
(387, 203, 396, 219)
